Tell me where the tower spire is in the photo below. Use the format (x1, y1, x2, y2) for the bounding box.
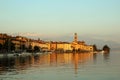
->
(74, 33, 78, 42)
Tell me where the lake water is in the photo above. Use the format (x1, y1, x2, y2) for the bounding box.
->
(0, 50, 120, 80)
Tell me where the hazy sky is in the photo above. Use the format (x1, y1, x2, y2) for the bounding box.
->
(0, 0, 120, 43)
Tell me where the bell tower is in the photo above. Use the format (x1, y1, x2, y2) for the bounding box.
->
(74, 33, 78, 42)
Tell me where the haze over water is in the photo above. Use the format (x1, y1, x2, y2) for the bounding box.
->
(0, 50, 120, 80)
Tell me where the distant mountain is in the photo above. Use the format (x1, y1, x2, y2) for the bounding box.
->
(79, 35, 120, 50)
(10, 32, 43, 39)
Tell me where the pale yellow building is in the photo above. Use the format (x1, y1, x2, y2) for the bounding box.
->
(49, 42, 72, 52)
(47, 33, 93, 52)
(61, 43, 72, 51)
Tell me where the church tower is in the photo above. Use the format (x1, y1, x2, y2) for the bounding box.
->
(74, 33, 78, 42)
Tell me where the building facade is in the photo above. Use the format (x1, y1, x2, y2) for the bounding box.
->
(71, 33, 93, 52)
(0, 33, 93, 52)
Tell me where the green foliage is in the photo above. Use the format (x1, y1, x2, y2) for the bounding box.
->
(0, 44, 3, 50)
(103, 45, 110, 52)
(93, 44, 97, 51)
(3, 39, 15, 52)
(34, 46, 40, 52)
(20, 44, 26, 51)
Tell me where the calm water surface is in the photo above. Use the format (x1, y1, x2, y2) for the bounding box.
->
(0, 50, 120, 80)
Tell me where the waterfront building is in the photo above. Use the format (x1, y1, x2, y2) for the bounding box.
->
(71, 33, 93, 52)
(28, 39, 49, 51)
(49, 42, 57, 51)
(39, 41, 49, 51)
(0, 33, 11, 45)
(56, 42, 72, 52)
(0, 33, 93, 52)
(12, 36, 28, 51)
(49, 42, 72, 52)
(47, 33, 93, 52)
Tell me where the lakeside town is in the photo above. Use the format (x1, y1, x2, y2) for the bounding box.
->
(0, 33, 110, 54)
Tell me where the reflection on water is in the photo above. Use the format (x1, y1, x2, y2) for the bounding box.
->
(103, 53, 110, 62)
(0, 51, 120, 80)
(93, 52, 110, 64)
(0, 52, 93, 74)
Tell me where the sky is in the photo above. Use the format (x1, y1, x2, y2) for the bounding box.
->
(0, 0, 120, 45)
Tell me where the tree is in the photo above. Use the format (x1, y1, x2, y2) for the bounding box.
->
(34, 46, 40, 52)
(103, 45, 110, 52)
(3, 39, 15, 52)
(3, 39, 9, 51)
(0, 44, 3, 51)
(11, 42, 15, 51)
(28, 45, 32, 50)
(72, 48, 76, 52)
(93, 44, 97, 51)
(26, 45, 33, 52)
(20, 44, 26, 51)
(78, 48, 81, 52)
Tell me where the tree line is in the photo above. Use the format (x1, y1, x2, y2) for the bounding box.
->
(93, 44, 110, 53)
(0, 39, 41, 53)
